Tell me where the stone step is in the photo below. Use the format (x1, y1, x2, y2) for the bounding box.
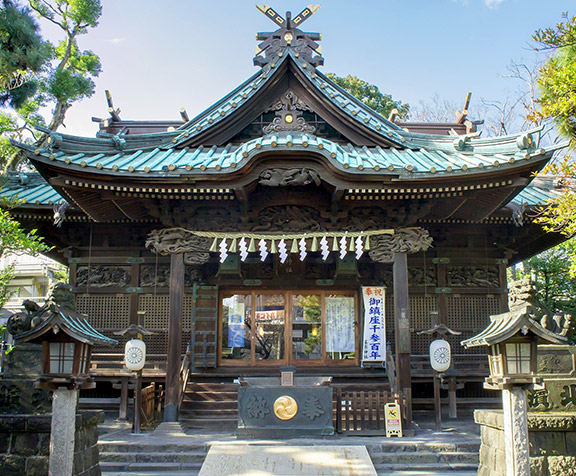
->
(100, 451, 206, 464)
(181, 418, 238, 431)
(100, 461, 201, 473)
(369, 451, 479, 465)
(103, 472, 199, 476)
(181, 408, 238, 417)
(374, 462, 478, 473)
(367, 442, 480, 453)
(99, 443, 207, 453)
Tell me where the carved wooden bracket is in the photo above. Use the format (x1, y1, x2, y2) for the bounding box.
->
(368, 228, 433, 263)
(146, 228, 211, 255)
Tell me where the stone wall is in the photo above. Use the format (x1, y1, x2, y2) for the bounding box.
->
(475, 410, 576, 476)
(0, 411, 104, 476)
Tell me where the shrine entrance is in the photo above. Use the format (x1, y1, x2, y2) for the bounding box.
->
(219, 290, 359, 366)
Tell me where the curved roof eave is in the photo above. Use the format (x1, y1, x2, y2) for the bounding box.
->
(21, 132, 557, 185)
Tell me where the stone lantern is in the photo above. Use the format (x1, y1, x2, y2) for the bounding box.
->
(10, 284, 116, 475)
(462, 283, 568, 476)
(15, 311, 115, 390)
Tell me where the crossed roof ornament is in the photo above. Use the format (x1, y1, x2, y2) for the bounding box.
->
(254, 4, 324, 69)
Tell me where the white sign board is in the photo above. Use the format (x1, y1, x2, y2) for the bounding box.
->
(361, 286, 386, 362)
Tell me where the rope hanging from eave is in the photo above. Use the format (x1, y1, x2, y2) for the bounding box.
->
(181, 228, 395, 264)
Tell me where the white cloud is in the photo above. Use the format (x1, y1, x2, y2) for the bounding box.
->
(107, 38, 126, 45)
(484, 0, 505, 9)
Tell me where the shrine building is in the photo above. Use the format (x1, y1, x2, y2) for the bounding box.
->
(1, 5, 568, 425)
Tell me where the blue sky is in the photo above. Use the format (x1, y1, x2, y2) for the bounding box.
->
(37, 0, 571, 136)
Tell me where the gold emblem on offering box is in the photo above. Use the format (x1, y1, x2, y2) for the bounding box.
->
(274, 396, 298, 420)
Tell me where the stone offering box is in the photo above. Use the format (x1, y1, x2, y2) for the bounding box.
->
(237, 376, 333, 438)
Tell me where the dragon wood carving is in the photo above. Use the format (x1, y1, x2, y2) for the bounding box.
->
(368, 228, 434, 262)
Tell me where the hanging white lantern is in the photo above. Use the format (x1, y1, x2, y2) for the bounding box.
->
(125, 338, 146, 371)
(429, 338, 451, 372)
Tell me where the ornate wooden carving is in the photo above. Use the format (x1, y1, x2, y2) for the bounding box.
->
(184, 252, 210, 265)
(368, 229, 433, 263)
(252, 205, 322, 232)
(409, 267, 437, 286)
(146, 229, 211, 255)
(258, 168, 321, 187)
(140, 265, 203, 287)
(76, 266, 130, 288)
(254, 6, 323, 69)
(263, 91, 316, 134)
(446, 266, 500, 288)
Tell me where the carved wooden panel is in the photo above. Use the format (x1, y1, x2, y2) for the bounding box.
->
(76, 266, 131, 288)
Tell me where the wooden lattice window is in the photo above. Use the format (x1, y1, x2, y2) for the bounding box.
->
(76, 295, 130, 353)
(447, 295, 500, 354)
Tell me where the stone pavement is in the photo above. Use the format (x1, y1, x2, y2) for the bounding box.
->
(98, 415, 480, 475)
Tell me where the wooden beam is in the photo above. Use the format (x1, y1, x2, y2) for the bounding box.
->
(393, 252, 412, 427)
(164, 252, 184, 422)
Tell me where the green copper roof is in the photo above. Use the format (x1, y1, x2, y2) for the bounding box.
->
(17, 131, 562, 178)
(15, 306, 117, 346)
(461, 303, 567, 347)
(511, 176, 564, 206)
(0, 171, 565, 211)
(1, 173, 65, 206)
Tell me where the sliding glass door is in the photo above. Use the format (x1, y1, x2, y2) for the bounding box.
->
(219, 290, 357, 366)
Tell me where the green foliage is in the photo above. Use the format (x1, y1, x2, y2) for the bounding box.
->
(515, 239, 576, 316)
(27, 0, 102, 131)
(0, 0, 50, 108)
(0, 0, 102, 169)
(533, 12, 576, 140)
(326, 74, 409, 120)
(0, 263, 16, 308)
(0, 204, 49, 258)
(534, 157, 576, 237)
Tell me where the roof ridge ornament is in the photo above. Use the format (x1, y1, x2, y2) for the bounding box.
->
(254, 5, 324, 70)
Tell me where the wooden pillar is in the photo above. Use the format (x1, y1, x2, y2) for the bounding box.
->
(393, 252, 412, 427)
(164, 252, 184, 422)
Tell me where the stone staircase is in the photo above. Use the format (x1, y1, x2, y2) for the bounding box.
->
(369, 440, 479, 474)
(179, 378, 239, 431)
(99, 423, 207, 475)
(99, 436, 479, 474)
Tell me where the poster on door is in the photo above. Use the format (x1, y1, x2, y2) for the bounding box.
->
(228, 302, 245, 348)
(361, 286, 386, 363)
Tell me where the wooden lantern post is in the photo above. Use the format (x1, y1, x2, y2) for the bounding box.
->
(418, 317, 461, 431)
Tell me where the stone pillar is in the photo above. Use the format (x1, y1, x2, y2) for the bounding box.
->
(49, 388, 78, 476)
(164, 252, 184, 422)
(502, 386, 530, 476)
(393, 252, 412, 426)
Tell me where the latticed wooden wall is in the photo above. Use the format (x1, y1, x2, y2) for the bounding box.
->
(76, 293, 194, 355)
(384, 294, 501, 356)
(74, 259, 506, 360)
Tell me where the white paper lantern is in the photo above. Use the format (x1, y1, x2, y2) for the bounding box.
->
(125, 338, 146, 371)
(429, 338, 451, 372)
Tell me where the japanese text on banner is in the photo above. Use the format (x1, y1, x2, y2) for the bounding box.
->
(362, 286, 386, 362)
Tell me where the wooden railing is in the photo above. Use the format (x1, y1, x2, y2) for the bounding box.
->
(140, 383, 156, 426)
(178, 348, 193, 409)
(335, 389, 407, 435)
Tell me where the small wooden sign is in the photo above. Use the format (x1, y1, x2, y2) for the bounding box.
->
(385, 403, 403, 437)
(281, 371, 294, 387)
